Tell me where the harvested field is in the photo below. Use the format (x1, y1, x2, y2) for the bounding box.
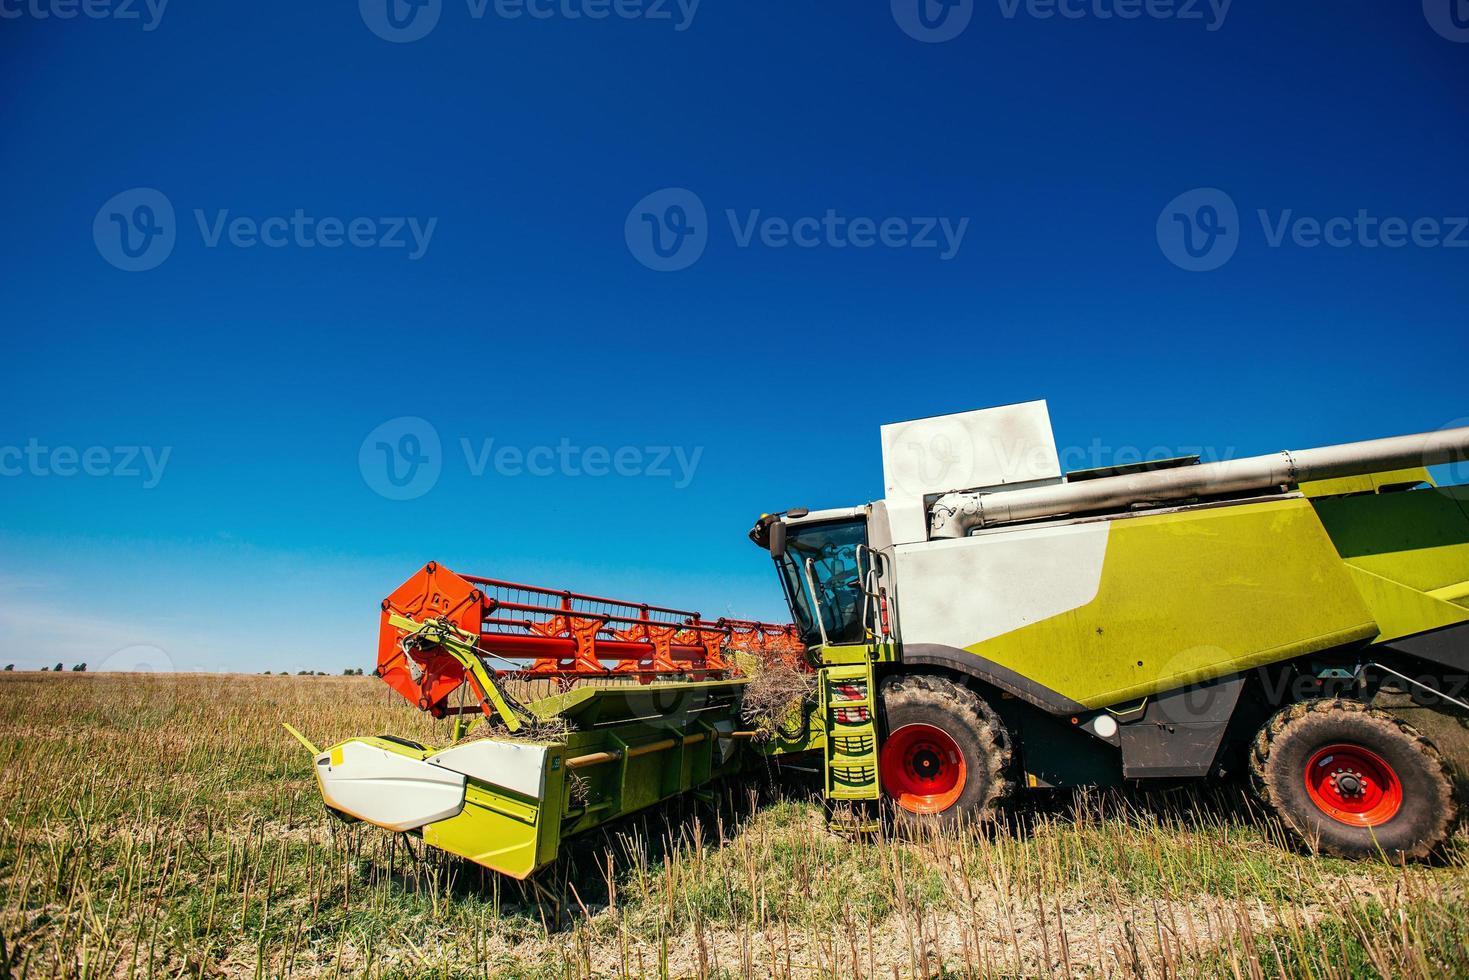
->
(1, 672, 1466, 978)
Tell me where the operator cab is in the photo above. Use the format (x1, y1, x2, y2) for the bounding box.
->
(750, 508, 872, 648)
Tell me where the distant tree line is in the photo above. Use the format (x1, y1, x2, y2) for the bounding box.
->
(257, 668, 368, 676)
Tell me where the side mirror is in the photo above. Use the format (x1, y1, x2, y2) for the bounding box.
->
(769, 520, 787, 559)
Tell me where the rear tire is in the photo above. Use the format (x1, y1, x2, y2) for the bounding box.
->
(1250, 698, 1457, 860)
(878, 674, 1011, 825)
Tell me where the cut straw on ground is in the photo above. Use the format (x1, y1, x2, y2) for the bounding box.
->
(1, 672, 1465, 979)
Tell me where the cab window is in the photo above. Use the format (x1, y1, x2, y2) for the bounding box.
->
(775, 518, 868, 646)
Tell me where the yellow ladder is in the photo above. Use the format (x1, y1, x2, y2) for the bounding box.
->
(818, 663, 881, 800)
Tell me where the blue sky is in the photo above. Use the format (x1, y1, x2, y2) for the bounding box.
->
(2, 1, 1466, 673)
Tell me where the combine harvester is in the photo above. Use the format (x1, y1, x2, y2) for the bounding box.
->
(302, 402, 1469, 873)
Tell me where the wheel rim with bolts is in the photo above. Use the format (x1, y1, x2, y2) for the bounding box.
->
(880, 723, 967, 813)
(1303, 742, 1403, 827)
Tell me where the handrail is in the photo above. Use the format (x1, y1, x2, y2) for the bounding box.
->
(803, 557, 832, 647)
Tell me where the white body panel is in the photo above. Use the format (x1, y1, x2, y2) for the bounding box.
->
(893, 520, 1110, 648)
(316, 740, 465, 831)
(880, 401, 1063, 544)
(428, 740, 549, 800)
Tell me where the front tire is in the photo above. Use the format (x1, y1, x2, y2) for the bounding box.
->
(1250, 698, 1457, 860)
(878, 674, 1011, 824)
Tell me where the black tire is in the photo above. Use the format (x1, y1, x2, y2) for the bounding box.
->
(1250, 698, 1457, 860)
(878, 674, 1011, 825)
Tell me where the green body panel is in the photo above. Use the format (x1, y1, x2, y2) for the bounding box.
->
(812, 638, 898, 666)
(1339, 566, 1469, 641)
(1298, 466, 1436, 500)
(1309, 484, 1469, 638)
(960, 497, 1381, 709)
(461, 681, 747, 878)
(324, 734, 424, 763)
(425, 778, 549, 880)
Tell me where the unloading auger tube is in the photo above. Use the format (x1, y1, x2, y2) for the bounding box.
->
(928, 426, 1469, 537)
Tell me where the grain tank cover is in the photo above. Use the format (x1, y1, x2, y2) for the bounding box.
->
(880, 401, 1063, 544)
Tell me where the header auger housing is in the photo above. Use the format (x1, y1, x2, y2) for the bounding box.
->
(376, 561, 803, 722)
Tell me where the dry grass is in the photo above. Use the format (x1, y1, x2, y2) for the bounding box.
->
(738, 663, 815, 740)
(0, 672, 1465, 978)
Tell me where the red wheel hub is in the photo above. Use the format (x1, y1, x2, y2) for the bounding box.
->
(880, 723, 967, 814)
(1304, 743, 1403, 827)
